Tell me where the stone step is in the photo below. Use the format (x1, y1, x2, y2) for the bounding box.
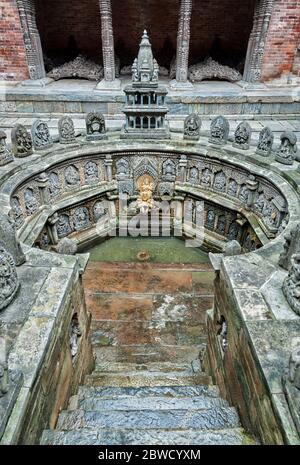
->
(78, 395, 228, 412)
(56, 407, 240, 431)
(77, 384, 221, 401)
(94, 344, 204, 364)
(91, 320, 206, 347)
(84, 372, 211, 388)
(41, 427, 247, 445)
(93, 361, 194, 374)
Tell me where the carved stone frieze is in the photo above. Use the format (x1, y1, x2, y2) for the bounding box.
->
(189, 58, 242, 83)
(48, 55, 104, 81)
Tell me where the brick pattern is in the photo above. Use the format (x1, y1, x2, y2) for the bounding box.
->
(262, 0, 300, 80)
(0, 0, 29, 81)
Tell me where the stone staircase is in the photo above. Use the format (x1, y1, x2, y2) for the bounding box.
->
(41, 261, 253, 445)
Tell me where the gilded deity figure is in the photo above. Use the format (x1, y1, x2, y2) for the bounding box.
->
(137, 176, 155, 213)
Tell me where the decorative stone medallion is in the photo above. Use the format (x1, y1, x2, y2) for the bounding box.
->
(256, 127, 274, 157)
(11, 124, 33, 158)
(209, 116, 230, 146)
(86, 112, 107, 140)
(31, 119, 53, 151)
(233, 122, 252, 150)
(58, 117, 76, 144)
(0, 131, 14, 166)
(0, 247, 19, 311)
(184, 114, 201, 140)
(275, 132, 298, 165)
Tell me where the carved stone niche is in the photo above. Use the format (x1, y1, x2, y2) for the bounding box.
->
(279, 223, 300, 271)
(184, 114, 201, 141)
(275, 132, 298, 165)
(233, 122, 252, 150)
(0, 131, 14, 166)
(256, 127, 274, 157)
(31, 119, 53, 151)
(86, 112, 107, 141)
(282, 253, 300, 316)
(162, 159, 176, 182)
(0, 246, 19, 311)
(11, 124, 33, 158)
(58, 116, 76, 144)
(0, 213, 26, 266)
(283, 347, 300, 437)
(209, 116, 230, 146)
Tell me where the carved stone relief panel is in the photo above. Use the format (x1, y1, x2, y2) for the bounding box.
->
(84, 161, 99, 184)
(24, 187, 39, 215)
(56, 213, 73, 238)
(64, 165, 80, 188)
(71, 207, 90, 232)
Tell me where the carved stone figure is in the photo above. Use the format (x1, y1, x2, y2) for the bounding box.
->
(58, 117, 76, 144)
(206, 210, 215, 230)
(254, 193, 266, 214)
(0, 131, 14, 166)
(65, 165, 80, 187)
(282, 253, 300, 316)
(201, 168, 212, 187)
(275, 132, 298, 165)
(0, 213, 26, 266)
(31, 119, 52, 150)
(0, 338, 8, 397)
(48, 172, 60, 198)
(227, 222, 239, 241)
(24, 188, 39, 215)
(84, 161, 99, 183)
(93, 201, 108, 221)
(227, 179, 238, 197)
(56, 213, 72, 238)
(57, 238, 77, 255)
(72, 207, 90, 231)
(214, 172, 227, 192)
(116, 158, 130, 179)
(189, 167, 199, 184)
(209, 116, 230, 145)
(184, 114, 201, 140)
(10, 197, 24, 229)
(216, 215, 226, 235)
(137, 175, 155, 214)
(288, 347, 300, 389)
(0, 246, 19, 311)
(256, 127, 274, 157)
(11, 124, 33, 158)
(279, 224, 300, 271)
(48, 55, 104, 81)
(239, 185, 250, 203)
(86, 112, 107, 140)
(162, 159, 176, 181)
(233, 122, 252, 150)
(188, 58, 242, 83)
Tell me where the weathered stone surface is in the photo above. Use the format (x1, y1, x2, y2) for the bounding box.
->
(11, 124, 33, 158)
(86, 112, 107, 141)
(58, 116, 76, 144)
(275, 132, 298, 165)
(282, 254, 300, 316)
(0, 247, 19, 312)
(256, 127, 274, 157)
(0, 370, 23, 440)
(233, 121, 252, 150)
(47, 55, 104, 81)
(209, 116, 229, 146)
(31, 120, 52, 151)
(0, 131, 14, 167)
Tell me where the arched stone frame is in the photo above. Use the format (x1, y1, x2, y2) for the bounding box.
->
(16, 0, 46, 81)
(243, 0, 275, 82)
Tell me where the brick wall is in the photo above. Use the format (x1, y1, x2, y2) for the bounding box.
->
(0, 0, 29, 81)
(262, 0, 300, 80)
(36, 0, 102, 63)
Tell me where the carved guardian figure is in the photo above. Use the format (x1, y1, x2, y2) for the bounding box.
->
(209, 116, 230, 146)
(0, 131, 14, 166)
(256, 127, 274, 157)
(184, 114, 201, 140)
(31, 119, 53, 151)
(275, 132, 298, 165)
(58, 116, 76, 144)
(11, 124, 33, 158)
(86, 112, 107, 141)
(233, 122, 252, 150)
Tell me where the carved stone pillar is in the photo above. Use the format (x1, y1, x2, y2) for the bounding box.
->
(245, 175, 258, 211)
(179, 155, 188, 183)
(171, 0, 193, 89)
(16, 0, 51, 86)
(105, 154, 113, 181)
(96, 0, 121, 90)
(47, 213, 59, 245)
(36, 173, 50, 206)
(243, 0, 275, 83)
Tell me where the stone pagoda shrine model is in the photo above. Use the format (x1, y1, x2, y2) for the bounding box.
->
(121, 30, 170, 139)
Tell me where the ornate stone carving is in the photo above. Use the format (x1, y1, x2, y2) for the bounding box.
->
(282, 254, 300, 316)
(48, 55, 104, 81)
(162, 159, 176, 181)
(227, 222, 239, 241)
(99, 0, 117, 82)
(209, 116, 230, 146)
(118, 180, 134, 196)
(48, 172, 60, 198)
(93, 201, 108, 221)
(72, 207, 90, 232)
(158, 182, 174, 197)
(279, 224, 300, 271)
(205, 210, 215, 230)
(216, 215, 226, 235)
(0, 213, 26, 266)
(239, 185, 250, 204)
(233, 122, 252, 150)
(58, 117, 76, 145)
(65, 165, 80, 187)
(57, 238, 77, 255)
(31, 119, 52, 151)
(254, 192, 266, 215)
(0, 131, 14, 166)
(0, 338, 8, 397)
(184, 114, 201, 140)
(275, 132, 298, 165)
(256, 127, 274, 157)
(189, 58, 242, 83)
(201, 168, 212, 187)
(11, 125, 33, 158)
(214, 172, 227, 192)
(86, 112, 107, 140)
(116, 158, 130, 179)
(227, 179, 238, 197)
(84, 161, 99, 184)
(175, 0, 193, 83)
(57, 213, 73, 238)
(24, 187, 39, 215)
(10, 197, 24, 229)
(0, 247, 19, 311)
(188, 167, 199, 184)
